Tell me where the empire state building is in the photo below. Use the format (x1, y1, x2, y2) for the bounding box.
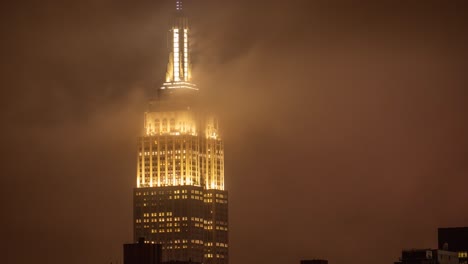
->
(133, 1, 228, 264)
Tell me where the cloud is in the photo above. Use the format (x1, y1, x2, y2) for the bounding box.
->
(1, 1, 467, 264)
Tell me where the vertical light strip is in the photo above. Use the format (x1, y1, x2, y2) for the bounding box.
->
(149, 141, 153, 187)
(212, 144, 216, 189)
(172, 140, 176, 185)
(210, 141, 215, 189)
(173, 29, 180, 81)
(180, 140, 184, 186)
(141, 141, 146, 186)
(157, 138, 161, 187)
(184, 29, 188, 81)
(220, 142, 225, 190)
(165, 137, 168, 186)
(186, 142, 191, 185)
(137, 151, 141, 188)
(195, 140, 198, 186)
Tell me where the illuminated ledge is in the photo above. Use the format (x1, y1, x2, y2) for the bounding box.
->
(161, 81, 198, 90)
(145, 131, 198, 136)
(136, 182, 225, 191)
(137, 183, 203, 188)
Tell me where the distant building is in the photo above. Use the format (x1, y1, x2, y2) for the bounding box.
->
(395, 249, 458, 264)
(438, 227, 468, 264)
(124, 238, 162, 264)
(163, 261, 201, 264)
(301, 260, 328, 264)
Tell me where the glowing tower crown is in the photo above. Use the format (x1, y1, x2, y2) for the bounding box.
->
(162, 0, 197, 91)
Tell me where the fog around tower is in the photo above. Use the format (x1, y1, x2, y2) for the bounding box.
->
(1, 0, 468, 264)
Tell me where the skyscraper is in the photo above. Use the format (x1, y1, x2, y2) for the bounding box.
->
(133, 1, 228, 264)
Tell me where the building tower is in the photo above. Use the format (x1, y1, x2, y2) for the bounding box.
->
(438, 227, 468, 264)
(133, 1, 228, 264)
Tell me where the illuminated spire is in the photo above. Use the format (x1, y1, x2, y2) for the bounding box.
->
(162, 0, 196, 91)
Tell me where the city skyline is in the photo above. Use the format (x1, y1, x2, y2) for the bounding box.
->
(1, 1, 468, 264)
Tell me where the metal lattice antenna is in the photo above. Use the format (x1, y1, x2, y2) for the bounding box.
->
(176, 0, 183, 11)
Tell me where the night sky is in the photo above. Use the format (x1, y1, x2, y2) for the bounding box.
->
(1, 1, 468, 264)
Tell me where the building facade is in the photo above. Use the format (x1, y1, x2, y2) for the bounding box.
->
(133, 1, 228, 264)
(395, 249, 458, 264)
(124, 238, 163, 264)
(300, 260, 328, 264)
(438, 227, 468, 264)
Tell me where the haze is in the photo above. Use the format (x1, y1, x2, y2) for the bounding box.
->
(1, 1, 467, 264)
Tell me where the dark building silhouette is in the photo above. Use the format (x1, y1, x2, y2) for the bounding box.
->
(132, 1, 228, 264)
(163, 261, 201, 264)
(438, 227, 468, 264)
(394, 249, 458, 264)
(301, 260, 328, 264)
(124, 238, 162, 264)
